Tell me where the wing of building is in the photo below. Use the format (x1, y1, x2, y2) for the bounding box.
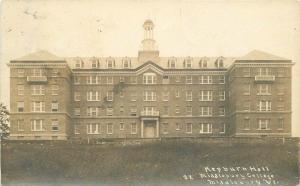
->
(7, 20, 294, 140)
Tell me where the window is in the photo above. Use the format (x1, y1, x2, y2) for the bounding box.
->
(18, 85, 24, 95)
(107, 123, 113, 134)
(199, 59, 208, 68)
(220, 123, 225, 134)
(51, 85, 59, 95)
(175, 90, 180, 98)
(120, 76, 125, 83)
(199, 107, 212, 116)
(31, 101, 45, 112)
(199, 75, 212, 84)
(257, 100, 271, 111)
(17, 69, 25, 77)
(258, 84, 271, 95)
(75, 59, 83, 69)
(175, 123, 180, 130)
(162, 76, 169, 84)
(91, 59, 100, 68)
(106, 58, 115, 69)
(17, 102, 24, 112)
(74, 124, 80, 134)
(175, 76, 181, 83)
(17, 119, 24, 131)
(143, 73, 157, 84)
(175, 106, 180, 114)
(87, 76, 100, 84)
(243, 101, 250, 111)
(120, 123, 125, 130)
(130, 77, 137, 84)
(168, 59, 176, 68)
(162, 92, 169, 101)
(218, 107, 225, 116)
(243, 84, 250, 95)
(215, 58, 224, 68)
(106, 107, 113, 116)
(143, 91, 156, 101)
(52, 69, 59, 77)
(31, 119, 44, 131)
(244, 118, 250, 130)
(32, 68, 43, 76)
(199, 91, 212, 101)
(87, 123, 100, 134)
(219, 91, 225, 101)
(31, 85, 45, 95)
(87, 91, 101, 101)
(87, 107, 99, 117)
(278, 118, 284, 129)
(186, 123, 192, 133)
(219, 75, 225, 84)
(163, 106, 169, 116)
(186, 106, 192, 116)
(120, 106, 124, 115)
(258, 119, 270, 130)
(162, 123, 168, 134)
(186, 91, 192, 101)
(51, 119, 59, 131)
(74, 77, 80, 84)
(106, 91, 114, 101)
(243, 68, 250, 77)
(130, 106, 137, 116)
(74, 92, 80, 101)
(107, 77, 113, 84)
(123, 59, 131, 68)
(131, 92, 137, 101)
(199, 123, 212, 134)
(74, 108, 80, 116)
(51, 101, 59, 112)
(185, 76, 192, 84)
(131, 123, 137, 134)
(184, 58, 192, 68)
(258, 68, 271, 76)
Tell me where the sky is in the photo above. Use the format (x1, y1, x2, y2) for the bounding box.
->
(0, 0, 300, 136)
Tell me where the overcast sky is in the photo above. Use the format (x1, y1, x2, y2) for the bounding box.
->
(1, 0, 300, 136)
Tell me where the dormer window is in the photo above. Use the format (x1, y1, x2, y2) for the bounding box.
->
(106, 57, 115, 69)
(199, 58, 208, 68)
(91, 58, 100, 69)
(75, 58, 84, 69)
(168, 57, 176, 68)
(122, 58, 131, 69)
(215, 57, 224, 68)
(184, 57, 192, 68)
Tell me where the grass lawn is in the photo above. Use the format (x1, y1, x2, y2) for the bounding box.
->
(1, 139, 299, 186)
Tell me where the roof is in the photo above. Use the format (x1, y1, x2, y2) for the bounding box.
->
(11, 50, 65, 62)
(238, 50, 289, 61)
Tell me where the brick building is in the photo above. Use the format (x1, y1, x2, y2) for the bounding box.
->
(7, 20, 293, 140)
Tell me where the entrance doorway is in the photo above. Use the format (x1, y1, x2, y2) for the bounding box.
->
(143, 120, 157, 138)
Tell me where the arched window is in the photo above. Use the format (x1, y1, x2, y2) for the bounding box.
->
(168, 57, 176, 68)
(183, 57, 193, 68)
(106, 57, 115, 69)
(75, 58, 84, 69)
(122, 57, 131, 69)
(215, 57, 224, 68)
(199, 57, 208, 68)
(91, 58, 100, 69)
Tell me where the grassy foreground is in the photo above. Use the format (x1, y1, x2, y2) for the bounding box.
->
(1, 139, 299, 186)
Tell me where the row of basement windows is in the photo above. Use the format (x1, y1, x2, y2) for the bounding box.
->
(74, 123, 226, 135)
(243, 118, 285, 130)
(17, 119, 59, 132)
(74, 75, 225, 84)
(75, 91, 225, 102)
(74, 106, 226, 117)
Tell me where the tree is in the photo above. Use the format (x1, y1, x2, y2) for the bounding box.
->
(0, 103, 9, 140)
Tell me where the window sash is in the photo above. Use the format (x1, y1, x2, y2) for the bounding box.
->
(199, 123, 212, 134)
(31, 120, 43, 131)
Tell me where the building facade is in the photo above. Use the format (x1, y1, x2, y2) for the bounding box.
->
(8, 20, 293, 140)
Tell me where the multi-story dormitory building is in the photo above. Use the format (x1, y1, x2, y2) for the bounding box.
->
(8, 20, 293, 140)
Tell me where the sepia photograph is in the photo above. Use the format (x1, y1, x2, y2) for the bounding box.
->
(0, 0, 300, 185)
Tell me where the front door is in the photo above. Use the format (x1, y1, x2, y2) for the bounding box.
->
(144, 121, 156, 138)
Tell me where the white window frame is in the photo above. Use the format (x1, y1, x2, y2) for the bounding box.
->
(175, 123, 180, 130)
(219, 91, 225, 101)
(143, 73, 157, 84)
(258, 84, 271, 95)
(74, 92, 80, 101)
(258, 119, 270, 130)
(74, 108, 80, 116)
(87, 91, 101, 101)
(162, 123, 169, 134)
(120, 122, 125, 130)
(87, 123, 100, 134)
(258, 100, 272, 112)
(219, 75, 225, 84)
(131, 92, 137, 101)
(31, 119, 44, 131)
(32, 68, 43, 76)
(17, 101, 24, 112)
(107, 123, 113, 134)
(87, 76, 100, 84)
(51, 101, 59, 112)
(31, 101, 45, 112)
(186, 123, 192, 134)
(199, 107, 212, 116)
(131, 123, 137, 134)
(186, 106, 192, 116)
(199, 75, 212, 84)
(51, 119, 59, 131)
(74, 124, 80, 134)
(219, 107, 225, 116)
(17, 119, 24, 131)
(18, 85, 24, 95)
(91, 59, 100, 69)
(186, 91, 192, 101)
(186, 76, 192, 84)
(87, 107, 99, 117)
(199, 123, 212, 134)
(162, 91, 169, 101)
(220, 123, 225, 134)
(199, 90, 213, 101)
(106, 91, 114, 101)
(51, 85, 59, 95)
(17, 69, 25, 77)
(31, 85, 45, 95)
(106, 107, 113, 116)
(143, 91, 156, 101)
